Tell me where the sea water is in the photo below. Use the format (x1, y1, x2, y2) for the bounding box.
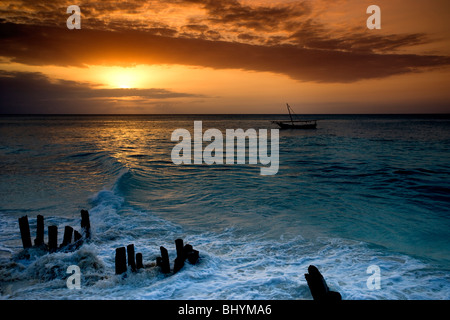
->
(0, 114, 449, 300)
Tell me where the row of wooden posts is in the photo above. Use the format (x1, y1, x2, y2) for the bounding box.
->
(18, 210, 91, 252)
(114, 244, 143, 274)
(115, 238, 199, 275)
(18, 211, 340, 299)
(18, 210, 200, 276)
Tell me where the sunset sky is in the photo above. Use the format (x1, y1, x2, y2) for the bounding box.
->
(1, 0, 449, 114)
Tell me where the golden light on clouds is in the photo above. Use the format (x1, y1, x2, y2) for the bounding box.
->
(0, 0, 449, 114)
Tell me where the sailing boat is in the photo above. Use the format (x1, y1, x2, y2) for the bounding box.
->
(272, 104, 317, 129)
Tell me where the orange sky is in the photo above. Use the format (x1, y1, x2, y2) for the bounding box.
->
(0, 0, 449, 114)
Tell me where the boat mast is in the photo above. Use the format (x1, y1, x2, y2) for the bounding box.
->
(287, 103, 294, 125)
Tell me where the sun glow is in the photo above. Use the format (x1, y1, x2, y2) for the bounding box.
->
(100, 66, 153, 89)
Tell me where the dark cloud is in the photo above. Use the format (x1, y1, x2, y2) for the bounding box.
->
(179, 0, 309, 32)
(183, 24, 209, 32)
(0, 0, 308, 40)
(237, 33, 262, 42)
(146, 27, 178, 37)
(0, 0, 444, 51)
(1, 23, 448, 83)
(0, 1, 449, 88)
(205, 30, 222, 40)
(0, 70, 204, 114)
(288, 20, 430, 53)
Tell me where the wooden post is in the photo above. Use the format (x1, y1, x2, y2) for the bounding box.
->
(304, 265, 341, 301)
(127, 244, 136, 272)
(186, 249, 199, 265)
(174, 257, 184, 274)
(174, 239, 185, 273)
(183, 244, 193, 254)
(175, 239, 184, 259)
(80, 210, 90, 239)
(183, 244, 199, 265)
(160, 246, 170, 274)
(115, 247, 127, 275)
(61, 226, 73, 247)
(73, 230, 82, 242)
(34, 215, 44, 246)
(48, 225, 58, 252)
(18, 216, 32, 249)
(72, 230, 83, 249)
(136, 253, 143, 270)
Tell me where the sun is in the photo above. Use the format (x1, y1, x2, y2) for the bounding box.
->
(99, 66, 151, 89)
(116, 72, 134, 89)
(110, 67, 139, 88)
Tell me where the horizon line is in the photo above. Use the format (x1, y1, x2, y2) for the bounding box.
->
(1, 113, 450, 116)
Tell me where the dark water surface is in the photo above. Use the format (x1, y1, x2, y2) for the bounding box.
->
(0, 114, 449, 299)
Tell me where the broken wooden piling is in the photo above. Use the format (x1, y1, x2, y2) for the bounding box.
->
(18, 216, 32, 249)
(127, 244, 136, 272)
(304, 265, 341, 301)
(159, 246, 171, 274)
(17, 209, 92, 256)
(173, 240, 200, 273)
(48, 225, 58, 252)
(173, 257, 184, 274)
(174, 238, 185, 273)
(115, 247, 127, 275)
(112, 239, 199, 276)
(73, 230, 82, 242)
(175, 239, 184, 259)
(34, 215, 44, 246)
(136, 253, 143, 270)
(61, 226, 73, 248)
(183, 244, 199, 265)
(80, 209, 90, 239)
(113, 244, 142, 273)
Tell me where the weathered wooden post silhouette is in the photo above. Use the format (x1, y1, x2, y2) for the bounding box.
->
(173, 239, 200, 273)
(115, 247, 127, 275)
(184, 244, 199, 265)
(127, 244, 136, 272)
(18, 216, 32, 249)
(80, 209, 90, 239)
(61, 226, 73, 248)
(136, 253, 144, 270)
(159, 246, 170, 274)
(74, 230, 82, 242)
(17, 209, 93, 255)
(34, 215, 44, 246)
(304, 265, 341, 301)
(174, 238, 185, 273)
(48, 225, 58, 252)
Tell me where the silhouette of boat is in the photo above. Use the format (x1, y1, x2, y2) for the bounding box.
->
(272, 104, 317, 129)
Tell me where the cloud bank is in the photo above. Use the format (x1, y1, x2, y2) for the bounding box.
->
(1, 23, 448, 83)
(0, 70, 203, 113)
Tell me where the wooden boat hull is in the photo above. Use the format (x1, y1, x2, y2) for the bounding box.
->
(274, 121, 317, 130)
(273, 104, 318, 129)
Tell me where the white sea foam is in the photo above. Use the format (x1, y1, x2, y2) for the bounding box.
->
(2, 195, 449, 300)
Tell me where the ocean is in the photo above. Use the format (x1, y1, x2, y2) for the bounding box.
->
(0, 114, 449, 300)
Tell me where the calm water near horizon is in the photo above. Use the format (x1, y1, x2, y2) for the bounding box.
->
(0, 114, 449, 299)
